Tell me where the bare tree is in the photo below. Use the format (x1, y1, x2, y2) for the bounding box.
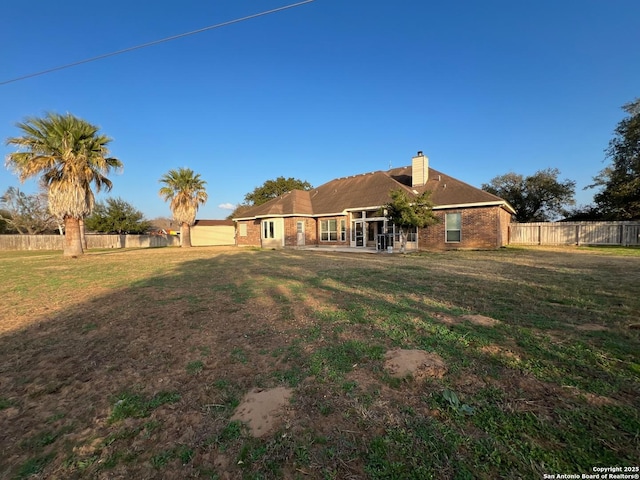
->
(0, 187, 58, 234)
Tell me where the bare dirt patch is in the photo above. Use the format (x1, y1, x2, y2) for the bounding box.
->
(431, 312, 501, 327)
(460, 314, 501, 327)
(575, 323, 609, 331)
(579, 391, 621, 407)
(230, 387, 293, 438)
(383, 349, 447, 380)
(480, 344, 522, 362)
(431, 311, 458, 325)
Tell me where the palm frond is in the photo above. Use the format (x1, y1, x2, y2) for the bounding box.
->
(159, 167, 208, 225)
(48, 180, 94, 219)
(5, 112, 121, 219)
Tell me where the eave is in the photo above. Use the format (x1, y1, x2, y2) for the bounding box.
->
(432, 201, 516, 215)
(233, 213, 316, 221)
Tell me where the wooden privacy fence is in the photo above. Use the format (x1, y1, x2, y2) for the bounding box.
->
(509, 222, 640, 246)
(0, 234, 180, 251)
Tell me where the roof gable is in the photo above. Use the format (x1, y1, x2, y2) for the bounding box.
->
(234, 189, 313, 219)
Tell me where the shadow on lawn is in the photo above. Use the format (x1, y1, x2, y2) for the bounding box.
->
(0, 248, 639, 479)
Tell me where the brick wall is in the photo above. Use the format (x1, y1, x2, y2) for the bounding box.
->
(283, 217, 318, 246)
(237, 207, 512, 250)
(236, 219, 261, 247)
(236, 217, 320, 247)
(419, 206, 510, 249)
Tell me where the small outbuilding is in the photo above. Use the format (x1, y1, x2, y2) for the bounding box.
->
(191, 220, 235, 246)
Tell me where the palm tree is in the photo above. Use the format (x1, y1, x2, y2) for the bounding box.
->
(5, 112, 122, 256)
(159, 168, 208, 247)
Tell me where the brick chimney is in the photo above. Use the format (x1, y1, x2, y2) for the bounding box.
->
(412, 151, 428, 187)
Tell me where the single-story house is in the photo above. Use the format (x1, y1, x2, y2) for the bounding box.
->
(233, 152, 515, 251)
(191, 220, 235, 246)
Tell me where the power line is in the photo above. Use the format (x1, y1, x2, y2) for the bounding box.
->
(1, 0, 315, 86)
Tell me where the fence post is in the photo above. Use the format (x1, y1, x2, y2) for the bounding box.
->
(538, 225, 541, 245)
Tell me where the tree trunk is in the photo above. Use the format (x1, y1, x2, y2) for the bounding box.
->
(180, 222, 192, 247)
(79, 218, 88, 250)
(399, 228, 407, 253)
(63, 216, 84, 256)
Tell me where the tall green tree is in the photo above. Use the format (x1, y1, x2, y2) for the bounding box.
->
(0, 187, 58, 234)
(482, 168, 575, 222)
(5, 112, 122, 256)
(591, 98, 640, 219)
(385, 189, 439, 252)
(159, 168, 208, 247)
(85, 197, 151, 234)
(244, 176, 312, 206)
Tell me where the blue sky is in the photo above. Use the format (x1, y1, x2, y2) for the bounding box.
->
(1, 0, 639, 220)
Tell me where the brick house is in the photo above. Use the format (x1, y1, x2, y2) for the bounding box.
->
(233, 152, 515, 250)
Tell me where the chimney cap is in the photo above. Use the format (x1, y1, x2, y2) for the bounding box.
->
(417, 150, 423, 156)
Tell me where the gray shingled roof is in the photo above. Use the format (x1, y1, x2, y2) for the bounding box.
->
(234, 165, 514, 220)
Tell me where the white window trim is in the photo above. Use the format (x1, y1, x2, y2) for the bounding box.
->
(445, 213, 462, 243)
(263, 220, 276, 239)
(320, 219, 338, 242)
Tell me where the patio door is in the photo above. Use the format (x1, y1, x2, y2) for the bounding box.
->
(351, 220, 365, 247)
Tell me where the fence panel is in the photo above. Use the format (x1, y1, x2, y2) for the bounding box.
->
(86, 234, 180, 249)
(508, 224, 540, 245)
(623, 224, 640, 246)
(578, 224, 620, 245)
(0, 235, 63, 250)
(540, 224, 576, 245)
(0, 234, 180, 250)
(509, 222, 640, 246)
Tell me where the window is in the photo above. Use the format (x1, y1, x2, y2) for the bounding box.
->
(340, 219, 346, 242)
(239, 223, 247, 237)
(320, 219, 338, 241)
(445, 213, 461, 242)
(263, 220, 275, 239)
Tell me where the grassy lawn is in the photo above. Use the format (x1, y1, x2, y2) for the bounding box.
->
(0, 245, 638, 479)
